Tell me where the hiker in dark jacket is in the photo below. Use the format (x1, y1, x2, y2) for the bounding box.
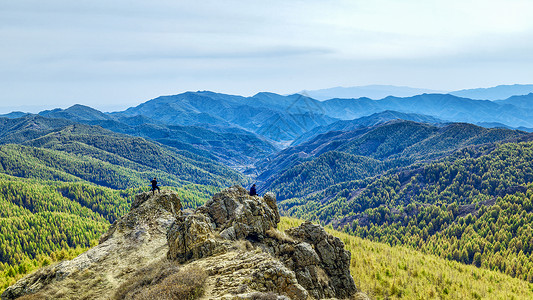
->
(249, 184, 257, 196)
(151, 177, 160, 194)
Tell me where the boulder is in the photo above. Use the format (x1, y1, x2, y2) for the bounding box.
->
(130, 190, 182, 212)
(167, 214, 226, 263)
(196, 185, 279, 240)
(286, 221, 358, 299)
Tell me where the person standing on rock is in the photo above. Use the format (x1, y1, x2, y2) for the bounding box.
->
(249, 184, 257, 196)
(151, 177, 160, 194)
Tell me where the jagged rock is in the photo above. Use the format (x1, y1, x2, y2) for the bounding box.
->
(285, 221, 357, 299)
(196, 185, 279, 240)
(131, 191, 182, 212)
(264, 191, 281, 224)
(166, 186, 359, 299)
(100, 190, 181, 244)
(188, 248, 308, 300)
(167, 214, 226, 263)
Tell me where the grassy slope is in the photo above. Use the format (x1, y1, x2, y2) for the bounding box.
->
(280, 217, 533, 299)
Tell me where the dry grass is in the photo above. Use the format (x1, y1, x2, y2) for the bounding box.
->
(280, 217, 533, 300)
(113, 259, 180, 300)
(134, 266, 207, 300)
(113, 260, 207, 300)
(232, 239, 254, 251)
(266, 228, 295, 243)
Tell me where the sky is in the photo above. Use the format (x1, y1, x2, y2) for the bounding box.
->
(1, 0, 533, 113)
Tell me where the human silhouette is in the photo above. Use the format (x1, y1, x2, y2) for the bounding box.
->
(249, 184, 257, 196)
(151, 177, 160, 194)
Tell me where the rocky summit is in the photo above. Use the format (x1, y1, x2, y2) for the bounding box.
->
(2, 186, 365, 300)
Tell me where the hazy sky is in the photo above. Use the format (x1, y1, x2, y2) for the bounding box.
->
(1, 0, 533, 113)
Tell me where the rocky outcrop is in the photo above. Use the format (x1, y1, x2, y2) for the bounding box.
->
(196, 186, 279, 240)
(3, 186, 361, 300)
(285, 221, 357, 298)
(166, 185, 359, 299)
(190, 247, 309, 299)
(167, 213, 226, 263)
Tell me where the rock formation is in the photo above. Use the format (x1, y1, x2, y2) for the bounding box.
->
(2, 186, 362, 300)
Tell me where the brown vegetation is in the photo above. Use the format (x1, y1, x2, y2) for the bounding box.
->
(113, 260, 206, 300)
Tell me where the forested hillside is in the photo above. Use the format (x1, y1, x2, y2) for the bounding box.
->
(279, 139, 533, 281)
(0, 117, 246, 188)
(291, 110, 445, 146)
(280, 217, 533, 299)
(259, 120, 527, 199)
(34, 105, 279, 168)
(0, 116, 245, 292)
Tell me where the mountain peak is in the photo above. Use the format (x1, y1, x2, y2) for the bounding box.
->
(38, 104, 112, 122)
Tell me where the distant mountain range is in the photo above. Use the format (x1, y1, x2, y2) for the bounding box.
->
(298, 85, 444, 100)
(308, 93, 533, 129)
(449, 84, 533, 100)
(299, 84, 533, 101)
(2, 90, 532, 168)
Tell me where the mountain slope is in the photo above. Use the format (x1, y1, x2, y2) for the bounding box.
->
(278, 138, 533, 281)
(257, 121, 527, 199)
(0, 117, 246, 188)
(292, 110, 445, 145)
(0, 174, 220, 292)
(280, 217, 533, 299)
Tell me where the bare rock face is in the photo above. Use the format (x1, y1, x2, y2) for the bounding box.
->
(130, 191, 182, 212)
(167, 214, 226, 263)
(190, 248, 309, 299)
(196, 185, 279, 240)
(286, 221, 358, 299)
(166, 185, 359, 299)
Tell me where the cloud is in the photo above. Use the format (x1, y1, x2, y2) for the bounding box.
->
(0, 0, 533, 111)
